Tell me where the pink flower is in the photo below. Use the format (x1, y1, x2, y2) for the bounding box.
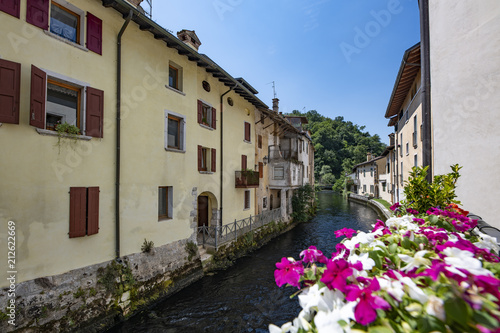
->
(334, 228, 356, 238)
(300, 246, 327, 264)
(345, 278, 391, 325)
(406, 208, 419, 215)
(390, 202, 401, 211)
(274, 257, 304, 288)
(320, 258, 361, 292)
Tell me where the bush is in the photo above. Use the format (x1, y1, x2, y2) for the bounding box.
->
(291, 184, 316, 223)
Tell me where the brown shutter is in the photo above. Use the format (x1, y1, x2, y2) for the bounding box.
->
(211, 107, 216, 129)
(0, 0, 20, 18)
(259, 162, 263, 178)
(241, 155, 247, 170)
(69, 187, 87, 238)
(26, 0, 49, 30)
(86, 87, 104, 138)
(86, 12, 102, 55)
(87, 187, 99, 235)
(244, 122, 251, 141)
(197, 100, 203, 124)
(211, 148, 216, 172)
(244, 191, 250, 209)
(197, 145, 202, 171)
(0, 59, 20, 124)
(258, 135, 262, 149)
(30, 65, 46, 129)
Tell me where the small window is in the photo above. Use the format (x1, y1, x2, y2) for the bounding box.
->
(202, 80, 211, 92)
(370, 185, 374, 193)
(370, 167, 373, 177)
(46, 79, 81, 131)
(198, 145, 216, 173)
(244, 121, 251, 142)
(244, 190, 250, 210)
(197, 100, 216, 129)
(227, 97, 233, 106)
(168, 62, 183, 91)
(50, 2, 80, 43)
(400, 162, 403, 184)
(382, 183, 386, 192)
(258, 135, 262, 149)
(363, 169, 366, 177)
(158, 186, 173, 220)
(363, 185, 366, 192)
(165, 111, 186, 152)
(274, 166, 284, 180)
(263, 197, 267, 209)
(406, 142, 409, 155)
(414, 154, 418, 167)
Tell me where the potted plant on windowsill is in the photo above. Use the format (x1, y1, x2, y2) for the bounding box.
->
(55, 121, 81, 153)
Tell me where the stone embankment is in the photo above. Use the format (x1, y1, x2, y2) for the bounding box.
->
(347, 193, 392, 220)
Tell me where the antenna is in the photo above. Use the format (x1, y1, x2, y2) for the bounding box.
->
(272, 81, 277, 99)
(143, 0, 153, 19)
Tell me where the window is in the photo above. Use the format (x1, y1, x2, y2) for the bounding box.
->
(400, 133, 403, 157)
(370, 167, 373, 177)
(244, 190, 250, 210)
(382, 183, 386, 192)
(164, 111, 186, 152)
(0, 0, 20, 18)
(400, 162, 403, 184)
(26, 1, 102, 54)
(258, 135, 262, 149)
(241, 155, 247, 170)
(413, 115, 418, 148)
(158, 186, 173, 220)
(263, 197, 267, 209)
(292, 168, 296, 181)
(169, 65, 178, 89)
(197, 100, 216, 129)
(406, 142, 409, 155)
(244, 121, 251, 142)
(0, 59, 21, 124)
(197, 145, 216, 173)
(69, 187, 99, 238)
(370, 185, 374, 193)
(274, 166, 284, 180)
(363, 169, 366, 177)
(30, 66, 104, 137)
(363, 185, 366, 192)
(414, 154, 418, 167)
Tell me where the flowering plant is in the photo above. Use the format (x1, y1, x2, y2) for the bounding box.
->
(270, 206, 500, 333)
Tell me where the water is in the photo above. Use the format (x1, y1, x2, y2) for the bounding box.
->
(108, 192, 379, 333)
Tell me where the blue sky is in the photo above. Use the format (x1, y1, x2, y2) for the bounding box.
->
(150, 0, 421, 145)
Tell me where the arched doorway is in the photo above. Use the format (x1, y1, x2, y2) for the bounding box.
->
(197, 192, 219, 227)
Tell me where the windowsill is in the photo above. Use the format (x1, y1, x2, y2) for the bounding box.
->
(165, 147, 186, 153)
(44, 30, 89, 52)
(165, 85, 186, 96)
(243, 208, 250, 211)
(36, 128, 92, 141)
(199, 171, 214, 175)
(243, 140, 251, 144)
(199, 123, 215, 131)
(158, 217, 173, 222)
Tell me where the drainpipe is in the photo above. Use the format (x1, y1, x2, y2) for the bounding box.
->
(115, 10, 133, 259)
(419, 0, 432, 182)
(219, 85, 237, 227)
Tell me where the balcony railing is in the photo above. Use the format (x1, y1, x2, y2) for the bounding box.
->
(269, 145, 298, 162)
(235, 170, 259, 188)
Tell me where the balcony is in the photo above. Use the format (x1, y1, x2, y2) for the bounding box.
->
(269, 145, 298, 162)
(235, 170, 259, 188)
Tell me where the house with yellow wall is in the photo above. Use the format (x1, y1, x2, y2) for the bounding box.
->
(0, 0, 287, 330)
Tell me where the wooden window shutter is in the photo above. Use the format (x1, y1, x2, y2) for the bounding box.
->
(244, 191, 250, 209)
(197, 145, 202, 171)
(87, 187, 99, 235)
(244, 122, 250, 141)
(211, 107, 216, 129)
(0, 59, 21, 124)
(258, 135, 262, 148)
(0, 0, 20, 18)
(86, 87, 104, 138)
(69, 187, 87, 238)
(26, 0, 49, 30)
(211, 148, 216, 172)
(30, 65, 46, 129)
(259, 162, 263, 178)
(86, 12, 102, 55)
(241, 155, 247, 170)
(197, 100, 203, 124)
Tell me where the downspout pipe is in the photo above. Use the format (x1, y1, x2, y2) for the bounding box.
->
(116, 10, 133, 259)
(419, 0, 432, 182)
(219, 84, 237, 227)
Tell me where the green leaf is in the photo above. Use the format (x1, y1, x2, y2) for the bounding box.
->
(388, 243, 398, 254)
(428, 215, 439, 224)
(401, 237, 413, 250)
(444, 298, 470, 327)
(369, 251, 383, 269)
(417, 315, 447, 333)
(473, 311, 499, 329)
(368, 326, 392, 333)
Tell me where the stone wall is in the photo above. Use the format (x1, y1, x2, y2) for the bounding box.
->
(0, 238, 203, 332)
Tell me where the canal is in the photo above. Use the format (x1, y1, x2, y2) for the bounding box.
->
(108, 191, 378, 333)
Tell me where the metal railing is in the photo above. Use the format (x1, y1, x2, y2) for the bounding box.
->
(235, 170, 259, 188)
(197, 208, 282, 250)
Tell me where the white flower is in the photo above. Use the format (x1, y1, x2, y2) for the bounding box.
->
(398, 250, 431, 272)
(347, 252, 375, 271)
(442, 247, 493, 277)
(314, 300, 356, 333)
(269, 322, 296, 333)
(299, 285, 342, 313)
(474, 231, 500, 254)
(399, 275, 429, 303)
(377, 276, 405, 302)
(426, 295, 446, 321)
(386, 215, 419, 232)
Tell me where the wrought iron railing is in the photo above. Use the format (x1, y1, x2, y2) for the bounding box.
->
(235, 170, 259, 188)
(197, 208, 282, 250)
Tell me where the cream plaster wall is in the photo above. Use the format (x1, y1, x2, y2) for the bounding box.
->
(429, 0, 500, 228)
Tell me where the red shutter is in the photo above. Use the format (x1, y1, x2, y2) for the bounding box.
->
(86, 12, 102, 55)
(241, 155, 247, 170)
(87, 187, 99, 235)
(197, 145, 202, 171)
(0, 0, 20, 18)
(0, 59, 20, 124)
(259, 162, 263, 178)
(197, 100, 203, 124)
(244, 122, 250, 141)
(211, 148, 216, 172)
(211, 107, 216, 129)
(30, 65, 46, 129)
(69, 187, 87, 238)
(86, 87, 104, 138)
(26, 0, 49, 30)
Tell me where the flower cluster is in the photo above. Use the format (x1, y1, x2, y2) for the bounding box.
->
(270, 207, 500, 333)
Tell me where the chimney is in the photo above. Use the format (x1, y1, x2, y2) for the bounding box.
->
(367, 152, 372, 161)
(177, 30, 202, 51)
(272, 98, 279, 113)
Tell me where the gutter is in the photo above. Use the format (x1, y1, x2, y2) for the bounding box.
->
(419, 0, 432, 182)
(115, 10, 133, 259)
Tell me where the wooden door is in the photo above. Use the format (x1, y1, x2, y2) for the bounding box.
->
(198, 196, 209, 227)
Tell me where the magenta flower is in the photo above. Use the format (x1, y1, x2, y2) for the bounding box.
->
(345, 278, 391, 325)
(274, 257, 304, 288)
(331, 243, 350, 259)
(334, 228, 357, 238)
(413, 218, 426, 225)
(406, 208, 419, 215)
(390, 202, 401, 211)
(300, 246, 327, 264)
(320, 258, 361, 292)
